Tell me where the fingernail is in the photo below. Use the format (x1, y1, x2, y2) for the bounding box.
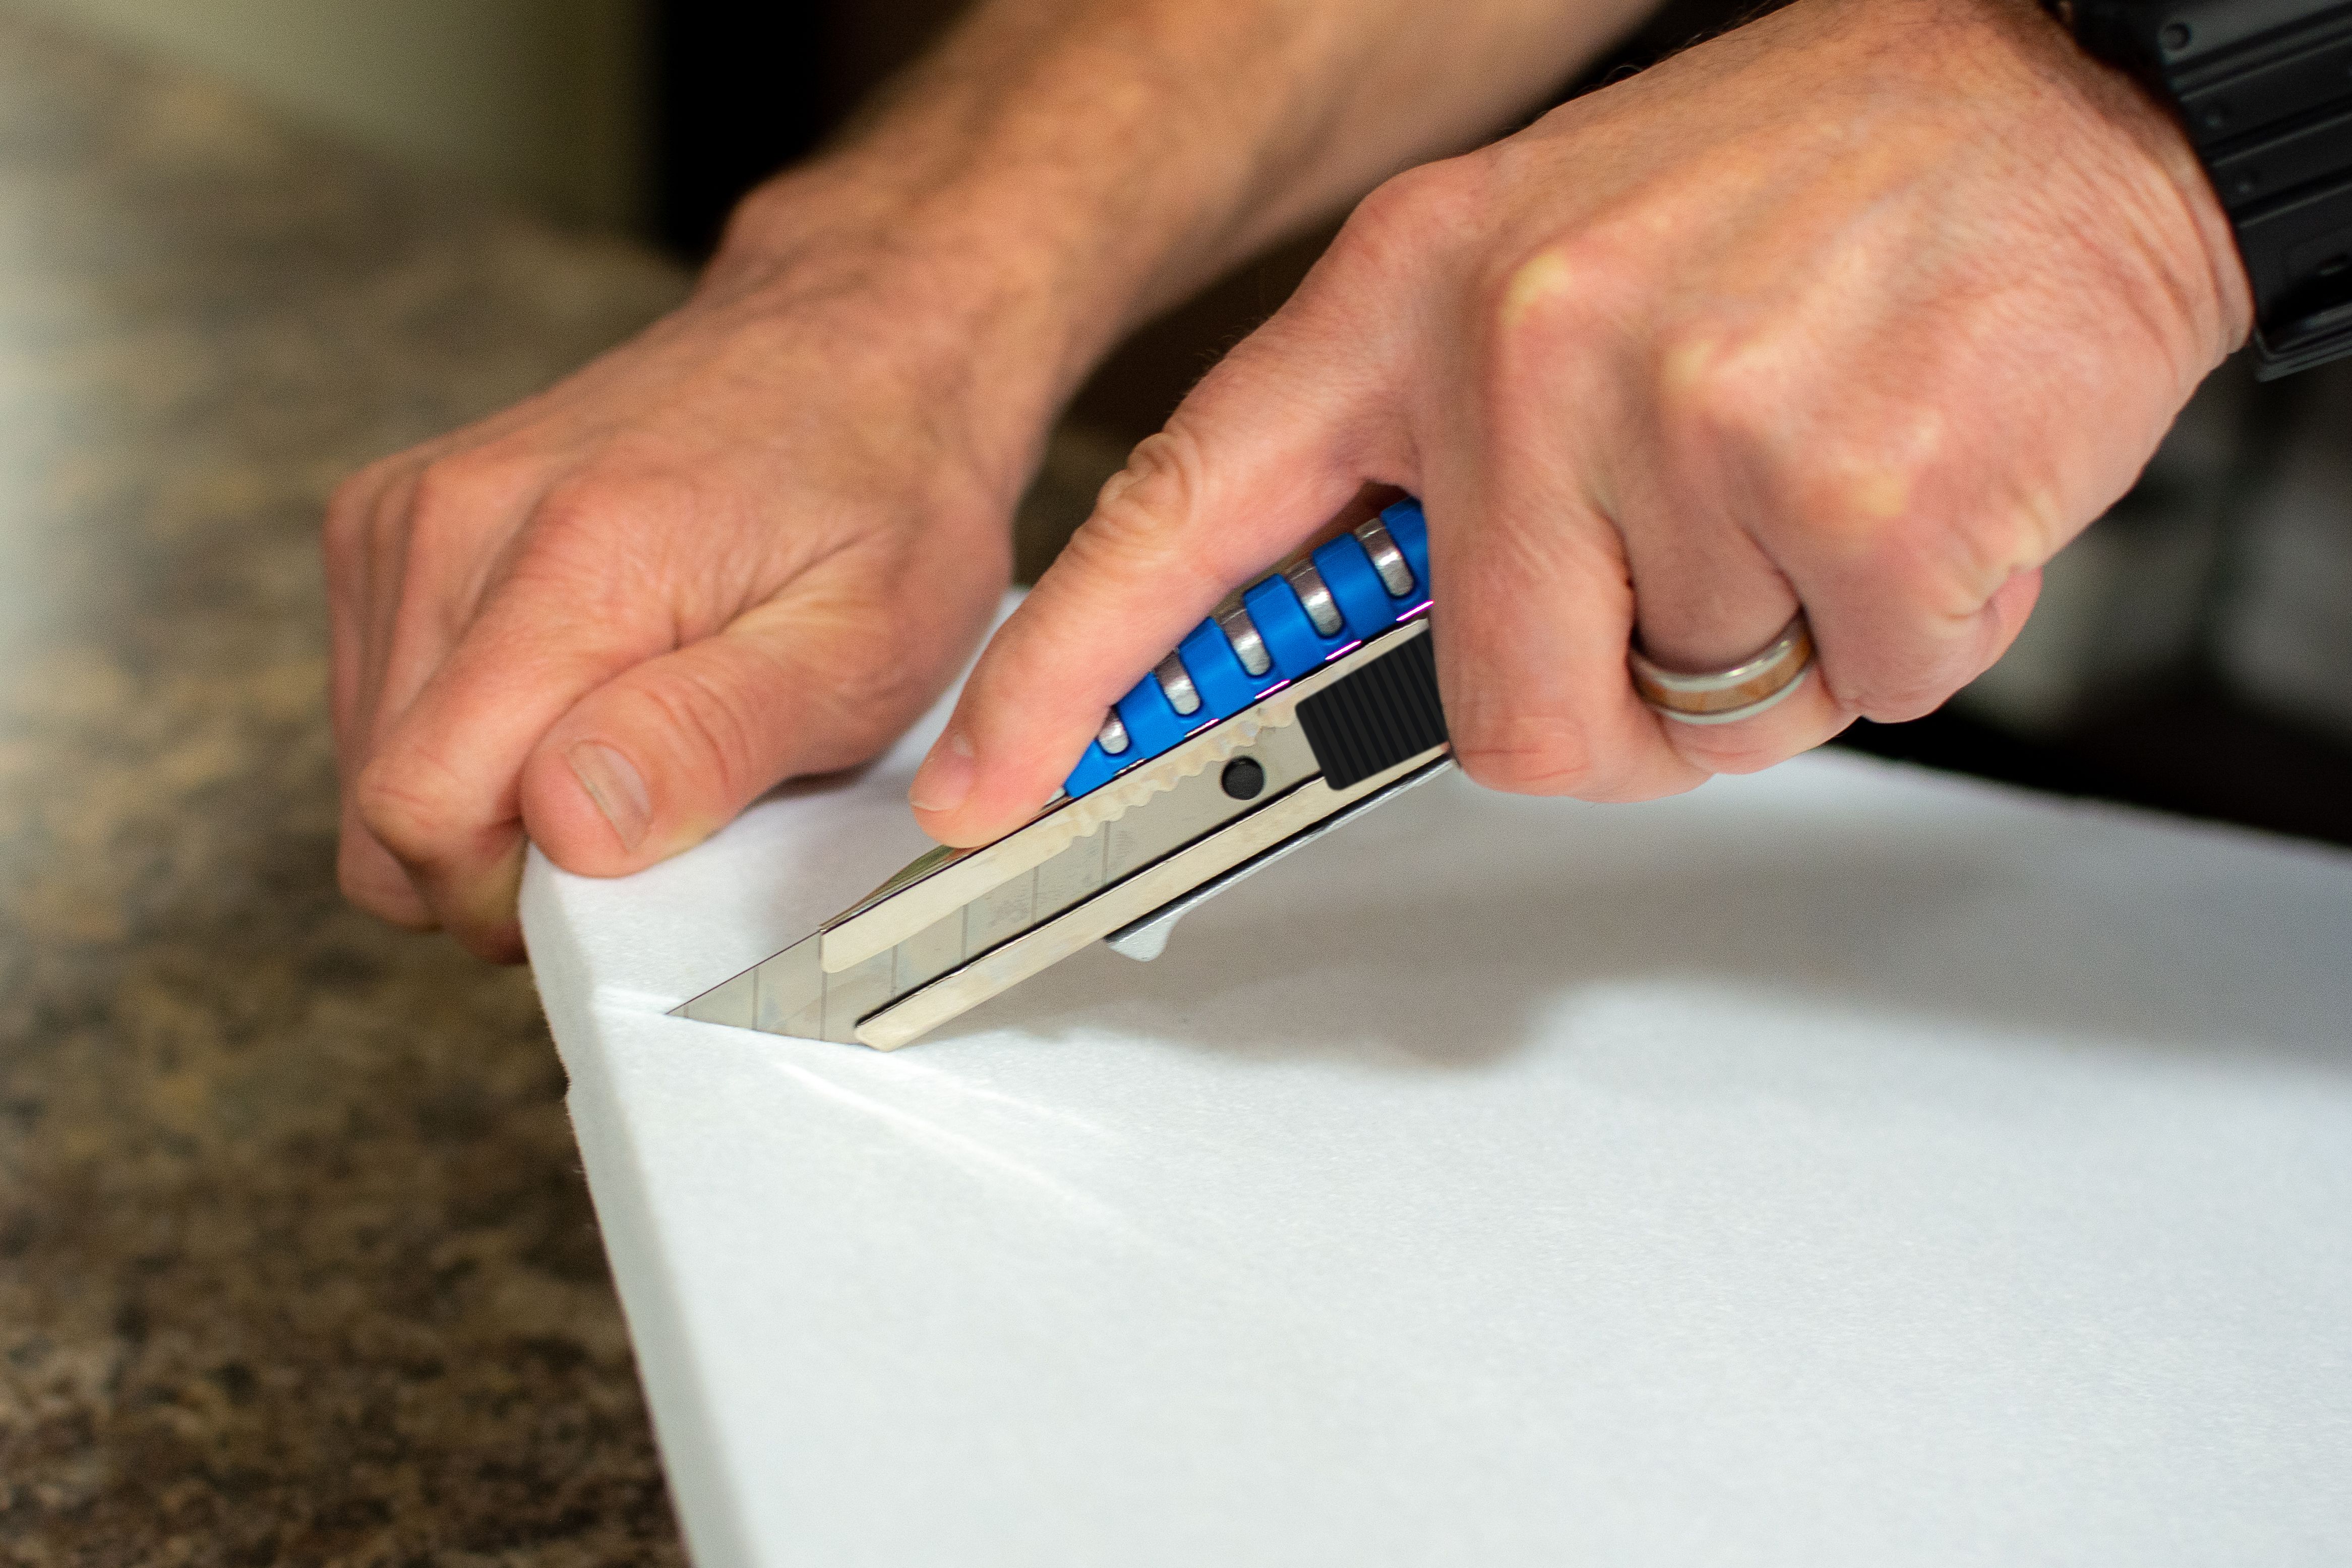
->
(909, 727, 975, 813)
(569, 741, 651, 851)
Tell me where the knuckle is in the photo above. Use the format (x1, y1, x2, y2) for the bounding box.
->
(405, 449, 587, 553)
(323, 456, 413, 574)
(1752, 403, 1967, 575)
(404, 452, 503, 535)
(1820, 641, 1963, 722)
(1075, 423, 1213, 563)
(351, 750, 463, 866)
(1472, 228, 1647, 424)
(518, 472, 707, 606)
(1453, 716, 1605, 798)
(518, 491, 675, 615)
(532, 468, 688, 537)
(1338, 158, 1477, 267)
(407, 462, 684, 631)
(1483, 228, 1626, 359)
(1848, 670, 1957, 725)
(1806, 511, 2046, 726)
(1654, 316, 1798, 458)
(396, 457, 509, 588)
(1924, 492, 2065, 614)
(1858, 691, 1945, 726)
(1812, 434, 1945, 546)
(626, 663, 764, 801)
(1664, 721, 1795, 777)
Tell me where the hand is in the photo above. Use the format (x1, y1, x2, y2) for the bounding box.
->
(326, 189, 1047, 960)
(909, 0, 2251, 847)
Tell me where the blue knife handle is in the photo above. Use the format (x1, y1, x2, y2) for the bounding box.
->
(1061, 499, 1431, 799)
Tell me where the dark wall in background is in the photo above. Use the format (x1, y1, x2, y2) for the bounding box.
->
(650, 3, 826, 258)
(650, 0, 969, 259)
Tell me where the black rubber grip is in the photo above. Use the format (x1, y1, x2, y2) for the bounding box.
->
(1296, 632, 1448, 790)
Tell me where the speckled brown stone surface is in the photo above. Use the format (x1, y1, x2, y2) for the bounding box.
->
(0, 13, 697, 1564)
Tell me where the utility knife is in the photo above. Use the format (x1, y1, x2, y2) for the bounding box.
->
(673, 498, 1450, 1048)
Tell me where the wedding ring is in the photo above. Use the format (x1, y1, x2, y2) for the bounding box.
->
(1629, 613, 1815, 726)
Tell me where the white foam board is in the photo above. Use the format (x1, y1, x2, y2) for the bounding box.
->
(524, 635, 2352, 1568)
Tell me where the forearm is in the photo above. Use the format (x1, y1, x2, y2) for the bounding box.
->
(714, 0, 1659, 428)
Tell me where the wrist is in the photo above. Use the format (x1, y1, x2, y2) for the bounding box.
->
(1883, 0, 2255, 362)
(687, 161, 1134, 504)
(701, 29, 1263, 418)
(2022, 0, 2258, 352)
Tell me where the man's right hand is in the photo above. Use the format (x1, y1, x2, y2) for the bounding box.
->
(912, 0, 2250, 849)
(325, 183, 1042, 960)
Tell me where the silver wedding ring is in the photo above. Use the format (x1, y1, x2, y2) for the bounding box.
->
(1629, 613, 1815, 726)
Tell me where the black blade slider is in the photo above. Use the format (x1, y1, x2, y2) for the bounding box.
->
(1295, 633, 1449, 791)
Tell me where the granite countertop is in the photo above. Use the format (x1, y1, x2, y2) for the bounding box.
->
(0, 10, 694, 1563)
(0, 13, 1116, 1564)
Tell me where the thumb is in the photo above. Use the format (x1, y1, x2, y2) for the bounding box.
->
(910, 334, 1380, 848)
(521, 580, 991, 875)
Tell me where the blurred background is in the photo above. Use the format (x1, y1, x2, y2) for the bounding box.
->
(11, 0, 2351, 848)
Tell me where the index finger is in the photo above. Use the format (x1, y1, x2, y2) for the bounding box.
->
(910, 328, 1380, 847)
